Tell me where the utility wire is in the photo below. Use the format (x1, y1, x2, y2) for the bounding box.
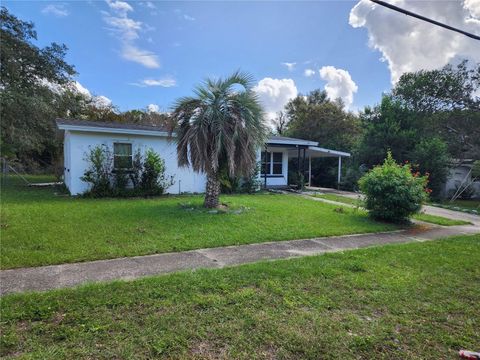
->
(370, 0, 480, 41)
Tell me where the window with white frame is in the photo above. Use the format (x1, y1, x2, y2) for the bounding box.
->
(113, 143, 133, 170)
(261, 151, 283, 176)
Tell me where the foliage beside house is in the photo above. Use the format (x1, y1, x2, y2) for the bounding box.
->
(81, 145, 174, 197)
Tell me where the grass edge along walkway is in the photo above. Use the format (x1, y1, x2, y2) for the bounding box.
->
(310, 193, 472, 226)
(2, 222, 478, 295)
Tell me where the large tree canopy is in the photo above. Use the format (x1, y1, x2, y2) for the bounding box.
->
(278, 89, 361, 188)
(283, 89, 361, 152)
(392, 60, 480, 159)
(353, 61, 479, 197)
(0, 7, 78, 165)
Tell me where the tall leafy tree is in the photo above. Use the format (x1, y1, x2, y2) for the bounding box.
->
(285, 90, 360, 151)
(356, 96, 419, 167)
(0, 7, 76, 164)
(282, 89, 361, 187)
(392, 60, 480, 159)
(172, 72, 267, 208)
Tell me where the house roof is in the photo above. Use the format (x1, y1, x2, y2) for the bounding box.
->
(267, 136, 318, 147)
(56, 119, 171, 136)
(56, 119, 350, 157)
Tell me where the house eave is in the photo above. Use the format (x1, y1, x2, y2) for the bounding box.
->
(308, 146, 351, 157)
(267, 139, 318, 147)
(57, 124, 173, 138)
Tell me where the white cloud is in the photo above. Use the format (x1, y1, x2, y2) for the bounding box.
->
(349, 0, 480, 84)
(253, 78, 298, 119)
(304, 69, 315, 77)
(141, 1, 156, 9)
(39, 79, 113, 109)
(183, 14, 195, 21)
(464, 0, 480, 18)
(319, 66, 358, 109)
(103, 0, 160, 68)
(71, 81, 91, 97)
(281, 62, 297, 71)
(42, 4, 69, 17)
(92, 95, 113, 109)
(121, 45, 160, 68)
(71, 82, 112, 109)
(147, 104, 160, 113)
(105, 0, 133, 15)
(131, 77, 177, 87)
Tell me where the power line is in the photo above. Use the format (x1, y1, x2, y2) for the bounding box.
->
(370, 0, 480, 41)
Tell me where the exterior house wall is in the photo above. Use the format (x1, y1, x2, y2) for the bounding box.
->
(64, 130, 206, 195)
(443, 164, 480, 199)
(256, 147, 289, 188)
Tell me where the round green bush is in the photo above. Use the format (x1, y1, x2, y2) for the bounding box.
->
(359, 152, 428, 222)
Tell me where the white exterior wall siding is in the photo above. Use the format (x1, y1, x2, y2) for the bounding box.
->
(64, 130, 206, 195)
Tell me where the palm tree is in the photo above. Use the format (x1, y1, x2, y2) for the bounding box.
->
(172, 71, 267, 208)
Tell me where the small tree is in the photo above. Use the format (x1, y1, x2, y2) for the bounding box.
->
(359, 152, 428, 222)
(172, 71, 267, 208)
(140, 148, 174, 195)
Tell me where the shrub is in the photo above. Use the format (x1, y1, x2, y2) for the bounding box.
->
(113, 169, 129, 194)
(219, 162, 260, 194)
(80, 145, 113, 197)
(128, 148, 143, 189)
(81, 146, 173, 197)
(240, 162, 261, 193)
(359, 152, 428, 222)
(219, 166, 241, 194)
(140, 148, 174, 195)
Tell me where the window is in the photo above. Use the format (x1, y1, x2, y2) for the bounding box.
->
(272, 152, 283, 175)
(261, 151, 283, 176)
(113, 143, 133, 170)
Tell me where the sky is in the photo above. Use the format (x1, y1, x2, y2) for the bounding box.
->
(4, 0, 480, 119)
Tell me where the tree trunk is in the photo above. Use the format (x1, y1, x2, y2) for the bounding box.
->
(204, 171, 220, 208)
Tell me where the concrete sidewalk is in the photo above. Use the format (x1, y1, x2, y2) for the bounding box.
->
(1, 223, 478, 296)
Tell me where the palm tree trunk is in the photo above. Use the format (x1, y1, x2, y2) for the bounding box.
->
(204, 170, 220, 208)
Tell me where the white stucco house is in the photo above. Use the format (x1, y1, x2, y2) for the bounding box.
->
(57, 119, 350, 195)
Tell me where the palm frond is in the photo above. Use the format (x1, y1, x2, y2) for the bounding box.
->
(171, 71, 268, 177)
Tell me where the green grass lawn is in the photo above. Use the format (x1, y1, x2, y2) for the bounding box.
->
(1, 176, 398, 269)
(1, 234, 479, 359)
(313, 193, 363, 206)
(312, 193, 471, 226)
(432, 199, 480, 213)
(413, 213, 472, 226)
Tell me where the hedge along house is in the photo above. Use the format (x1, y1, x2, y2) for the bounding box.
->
(57, 119, 351, 195)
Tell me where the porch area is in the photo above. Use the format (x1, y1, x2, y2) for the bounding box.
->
(260, 136, 351, 189)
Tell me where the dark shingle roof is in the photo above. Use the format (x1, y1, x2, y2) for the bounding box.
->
(56, 118, 170, 132)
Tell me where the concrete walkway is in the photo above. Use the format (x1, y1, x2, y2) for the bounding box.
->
(1, 222, 478, 295)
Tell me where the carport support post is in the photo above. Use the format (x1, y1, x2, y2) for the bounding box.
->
(297, 145, 300, 181)
(302, 148, 306, 184)
(337, 156, 342, 189)
(264, 147, 268, 189)
(308, 155, 312, 187)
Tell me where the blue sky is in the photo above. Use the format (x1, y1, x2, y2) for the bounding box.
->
(4, 1, 479, 116)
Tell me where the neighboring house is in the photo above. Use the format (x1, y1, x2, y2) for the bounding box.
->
(443, 159, 480, 199)
(56, 119, 350, 195)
